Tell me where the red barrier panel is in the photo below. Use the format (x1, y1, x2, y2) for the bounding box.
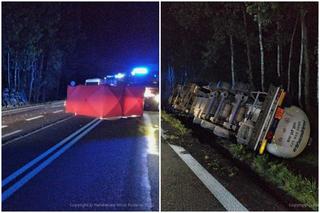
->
(123, 86, 145, 117)
(65, 85, 145, 118)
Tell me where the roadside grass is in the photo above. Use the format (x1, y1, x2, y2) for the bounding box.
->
(161, 111, 189, 136)
(162, 112, 318, 210)
(229, 144, 318, 210)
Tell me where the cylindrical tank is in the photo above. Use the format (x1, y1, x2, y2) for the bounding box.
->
(221, 103, 232, 120)
(235, 107, 246, 123)
(266, 106, 310, 158)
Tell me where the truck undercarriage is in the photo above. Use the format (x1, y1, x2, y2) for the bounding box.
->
(168, 82, 310, 158)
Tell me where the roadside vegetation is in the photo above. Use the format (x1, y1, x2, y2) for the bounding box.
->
(229, 144, 318, 210)
(3, 3, 82, 102)
(163, 112, 318, 210)
(162, 111, 189, 136)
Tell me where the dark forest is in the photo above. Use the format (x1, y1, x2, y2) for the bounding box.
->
(2, 3, 82, 102)
(162, 2, 318, 119)
(2, 2, 158, 103)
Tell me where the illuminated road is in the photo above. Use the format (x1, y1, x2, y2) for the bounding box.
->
(2, 103, 159, 211)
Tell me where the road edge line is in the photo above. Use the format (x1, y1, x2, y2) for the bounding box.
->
(2, 130, 22, 138)
(143, 113, 157, 210)
(168, 143, 248, 211)
(2, 116, 73, 146)
(2, 118, 98, 187)
(2, 100, 64, 116)
(2, 119, 102, 202)
(2, 105, 45, 115)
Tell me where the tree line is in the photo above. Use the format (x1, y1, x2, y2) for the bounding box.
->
(2, 3, 82, 102)
(162, 2, 318, 115)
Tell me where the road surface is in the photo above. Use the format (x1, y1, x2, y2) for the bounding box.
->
(161, 120, 288, 211)
(2, 102, 159, 211)
(161, 141, 225, 211)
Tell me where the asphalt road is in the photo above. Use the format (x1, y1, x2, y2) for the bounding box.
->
(2, 101, 68, 142)
(161, 119, 288, 211)
(161, 141, 225, 211)
(2, 103, 159, 211)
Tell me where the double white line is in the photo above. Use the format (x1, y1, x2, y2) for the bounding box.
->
(2, 118, 102, 202)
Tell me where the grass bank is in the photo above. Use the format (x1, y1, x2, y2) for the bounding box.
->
(162, 111, 318, 210)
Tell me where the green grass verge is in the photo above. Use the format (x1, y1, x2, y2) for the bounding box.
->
(229, 144, 318, 210)
(161, 111, 189, 136)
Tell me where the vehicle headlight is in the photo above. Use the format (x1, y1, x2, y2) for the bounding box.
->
(153, 94, 159, 103)
(144, 88, 155, 98)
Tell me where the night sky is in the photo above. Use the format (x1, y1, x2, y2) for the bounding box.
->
(64, 2, 159, 83)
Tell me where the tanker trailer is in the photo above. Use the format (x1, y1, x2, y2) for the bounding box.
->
(169, 83, 311, 158)
(236, 85, 310, 158)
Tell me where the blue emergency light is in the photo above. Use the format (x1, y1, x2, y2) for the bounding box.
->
(131, 67, 148, 76)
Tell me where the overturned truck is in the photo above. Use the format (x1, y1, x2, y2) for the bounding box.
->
(169, 82, 310, 158)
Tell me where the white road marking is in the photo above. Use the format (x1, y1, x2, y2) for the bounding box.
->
(168, 143, 248, 211)
(144, 113, 159, 156)
(53, 110, 63, 114)
(2, 119, 102, 202)
(140, 113, 154, 210)
(25, 115, 44, 121)
(2, 104, 45, 115)
(51, 104, 64, 108)
(2, 118, 98, 187)
(100, 116, 122, 120)
(2, 100, 64, 116)
(2, 130, 22, 138)
(2, 125, 8, 128)
(3, 116, 74, 147)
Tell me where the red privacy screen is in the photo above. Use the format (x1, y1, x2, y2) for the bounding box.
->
(65, 85, 145, 118)
(122, 86, 145, 117)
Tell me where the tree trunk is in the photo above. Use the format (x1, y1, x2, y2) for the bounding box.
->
(7, 51, 10, 89)
(242, 9, 254, 89)
(182, 38, 188, 85)
(276, 20, 281, 78)
(229, 34, 235, 87)
(56, 72, 61, 99)
(169, 65, 175, 90)
(42, 89, 46, 102)
(258, 13, 265, 92)
(302, 9, 310, 111)
(28, 60, 35, 102)
(14, 56, 18, 90)
(35, 54, 45, 102)
(36, 82, 46, 102)
(287, 15, 299, 93)
(17, 67, 20, 91)
(183, 70, 188, 85)
(167, 65, 175, 98)
(298, 11, 305, 107)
